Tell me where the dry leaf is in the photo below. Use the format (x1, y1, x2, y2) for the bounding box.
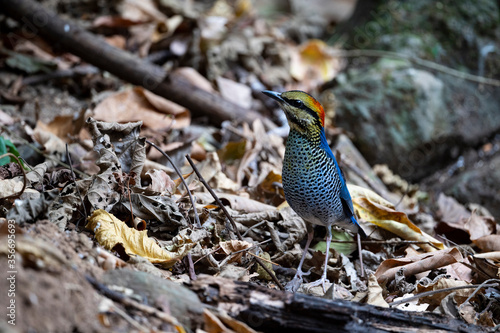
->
(216, 76, 252, 109)
(366, 274, 389, 307)
(146, 169, 176, 195)
(465, 212, 496, 241)
(375, 248, 463, 284)
(173, 67, 215, 93)
(416, 278, 471, 307)
(290, 39, 341, 85)
(35, 115, 76, 142)
(349, 184, 444, 252)
(219, 240, 253, 264)
(473, 235, 500, 252)
(392, 294, 429, 312)
(86, 209, 194, 267)
(93, 87, 190, 130)
(195, 192, 275, 213)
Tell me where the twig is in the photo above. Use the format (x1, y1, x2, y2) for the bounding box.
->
(185, 154, 285, 290)
(193, 246, 221, 266)
(241, 220, 267, 237)
(185, 154, 242, 239)
(21, 65, 99, 86)
(186, 253, 197, 281)
(108, 303, 151, 332)
(388, 283, 499, 307)
(331, 49, 500, 86)
(65, 144, 87, 225)
(0, 153, 27, 200)
(146, 140, 201, 228)
(330, 239, 433, 245)
(457, 279, 500, 313)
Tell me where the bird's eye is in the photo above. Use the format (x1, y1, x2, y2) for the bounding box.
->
(291, 100, 304, 108)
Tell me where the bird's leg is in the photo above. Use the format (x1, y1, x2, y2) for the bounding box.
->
(357, 232, 365, 277)
(302, 226, 333, 294)
(285, 229, 314, 292)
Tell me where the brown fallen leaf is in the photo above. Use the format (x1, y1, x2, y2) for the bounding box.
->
(290, 39, 341, 87)
(375, 248, 463, 285)
(86, 209, 194, 267)
(93, 87, 190, 130)
(145, 169, 176, 196)
(465, 211, 496, 240)
(219, 240, 253, 264)
(416, 278, 471, 307)
(348, 184, 444, 252)
(473, 235, 500, 252)
(366, 274, 389, 308)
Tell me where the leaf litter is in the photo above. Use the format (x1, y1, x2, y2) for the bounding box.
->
(1, 0, 499, 331)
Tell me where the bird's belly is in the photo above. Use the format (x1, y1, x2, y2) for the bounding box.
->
(282, 156, 345, 226)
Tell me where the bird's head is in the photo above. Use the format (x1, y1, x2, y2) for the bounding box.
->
(262, 90, 325, 135)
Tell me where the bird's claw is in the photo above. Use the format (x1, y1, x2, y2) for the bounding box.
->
(285, 268, 312, 292)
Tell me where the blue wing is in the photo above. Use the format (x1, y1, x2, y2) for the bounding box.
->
(320, 131, 366, 238)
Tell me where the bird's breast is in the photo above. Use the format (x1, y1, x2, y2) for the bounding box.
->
(282, 133, 345, 226)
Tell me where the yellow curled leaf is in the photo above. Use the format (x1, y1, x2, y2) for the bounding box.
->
(86, 209, 194, 267)
(347, 184, 444, 252)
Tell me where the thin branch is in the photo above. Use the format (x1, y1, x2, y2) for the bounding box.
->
(388, 283, 499, 307)
(185, 154, 285, 290)
(185, 154, 243, 239)
(65, 143, 87, 225)
(331, 49, 500, 86)
(146, 140, 201, 228)
(458, 279, 500, 313)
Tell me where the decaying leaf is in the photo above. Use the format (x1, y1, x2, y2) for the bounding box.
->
(349, 184, 444, 252)
(219, 239, 253, 264)
(86, 209, 193, 267)
(93, 87, 190, 130)
(86, 118, 145, 210)
(392, 294, 429, 312)
(290, 39, 341, 85)
(474, 235, 500, 252)
(366, 274, 389, 308)
(375, 248, 464, 285)
(120, 193, 187, 230)
(145, 169, 176, 195)
(416, 277, 472, 307)
(47, 181, 90, 230)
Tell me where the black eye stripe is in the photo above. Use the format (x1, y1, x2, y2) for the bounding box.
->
(283, 97, 319, 121)
(290, 99, 304, 108)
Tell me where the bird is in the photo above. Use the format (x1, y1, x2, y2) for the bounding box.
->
(262, 90, 366, 293)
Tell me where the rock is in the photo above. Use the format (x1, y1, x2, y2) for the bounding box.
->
(101, 269, 204, 327)
(439, 154, 500, 220)
(326, 58, 500, 181)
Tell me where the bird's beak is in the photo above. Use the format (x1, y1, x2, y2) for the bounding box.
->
(262, 90, 284, 103)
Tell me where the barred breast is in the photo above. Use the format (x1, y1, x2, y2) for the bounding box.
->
(282, 131, 347, 227)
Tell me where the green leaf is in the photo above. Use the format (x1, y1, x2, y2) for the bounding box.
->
(312, 229, 357, 256)
(0, 136, 22, 166)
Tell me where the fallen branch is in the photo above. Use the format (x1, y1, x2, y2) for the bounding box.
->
(189, 275, 491, 333)
(0, 0, 268, 126)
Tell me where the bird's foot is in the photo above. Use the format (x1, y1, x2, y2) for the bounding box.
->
(301, 274, 331, 294)
(285, 268, 311, 293)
